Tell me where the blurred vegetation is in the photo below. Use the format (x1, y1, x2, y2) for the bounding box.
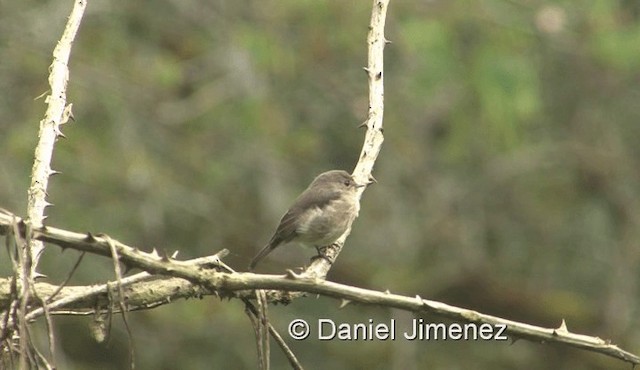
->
(2, 0, 640, 369)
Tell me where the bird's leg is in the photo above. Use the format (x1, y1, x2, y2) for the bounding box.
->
(312, 245, 334, 265)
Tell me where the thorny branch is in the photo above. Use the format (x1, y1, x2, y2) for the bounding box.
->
(0, 210, 638, 366)
(3, 0, 639, 368)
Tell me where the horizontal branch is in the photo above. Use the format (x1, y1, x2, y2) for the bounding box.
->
(0, 209, 637, 365)
(0, 275, 199, 314)
(0, 209, 219, 287)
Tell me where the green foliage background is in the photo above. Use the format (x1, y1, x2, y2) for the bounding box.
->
(2, 1, 640, 369)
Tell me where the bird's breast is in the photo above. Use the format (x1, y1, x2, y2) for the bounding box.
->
(295, 195, 359, 247)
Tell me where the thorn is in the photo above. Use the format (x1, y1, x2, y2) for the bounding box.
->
(215, 249, 230, 259)
(384, 38, 392, 44)
(357, 120, 368, 129)
(33, 271, 47, 279)
(339, 299, 351, 309)
(62, 103, 75, 123)
(285, 269, 296, 278)
(171, 250, 179, 259)
(211, 256, 221, 266)
(415, 295, 423, 304)
(151, 248, 160, 258)
(85, 232, 96, 242)
(34, 90, 49, 101)
(49, 169, 62, 176)
(368, 174, 378, 184)
(285, 269, 303, 279)
(556, 319, 568, 334)
(362, 67, 371, 74)
(384, 289, 391, 294)
(161, 250, 170, 262)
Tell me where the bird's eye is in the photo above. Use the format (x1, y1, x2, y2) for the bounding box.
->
(344, 180, 351, 187)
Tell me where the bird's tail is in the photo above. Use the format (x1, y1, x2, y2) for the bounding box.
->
(248, 243, 275, 271)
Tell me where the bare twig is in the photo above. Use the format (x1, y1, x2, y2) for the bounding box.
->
(249, 290, 270, 370)
(2, 1, 637, 368)
(1, 213, 638, 365)
(104, 234, 135, 369)
(263, 321, 303, 370)
(36, 294, 56, 368)
(19, 0, 87, 366)
(0, 251, 229, 323)
(27, 0, 86, 271)
(244, 298, 303, 370)
(303, 0, 390, 279)
(46, 252, 85, 303)
(16, 219, 32, 369)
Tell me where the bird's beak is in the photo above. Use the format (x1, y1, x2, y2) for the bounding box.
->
(353, 174, 376, 188)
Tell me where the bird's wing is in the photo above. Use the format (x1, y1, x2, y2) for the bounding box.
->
(249, 186, 343, 271)
(268, 187, 342, 244)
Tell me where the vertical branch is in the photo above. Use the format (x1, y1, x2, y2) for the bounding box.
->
(15, 1, 88, 367)
(353, 0, 389, 184)
(304, 0, 390, 278)
(26, 0, 87, 270)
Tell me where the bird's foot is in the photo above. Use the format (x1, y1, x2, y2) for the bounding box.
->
(313, 246, 334, 265)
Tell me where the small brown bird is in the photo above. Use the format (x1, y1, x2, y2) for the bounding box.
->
(249, 170, 365, 271)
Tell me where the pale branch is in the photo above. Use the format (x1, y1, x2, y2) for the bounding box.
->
(0, 252, 228, 333)
(4, 0, 634, 366)
(14, 1, 86, 365)
(0, 277, 196, 317)
(27, 0, 86, 269)
(302, 0, 389, 280)
(245, 301, 303, 370)
(13, 2, 87, 360)
(0, 209, 220, 288)
(355, 0, 388, 179)
(224, 274, 640, 366)
(0, 211, 638, 365)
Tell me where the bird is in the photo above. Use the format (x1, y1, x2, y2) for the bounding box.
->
(249, 170, 365, 271)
